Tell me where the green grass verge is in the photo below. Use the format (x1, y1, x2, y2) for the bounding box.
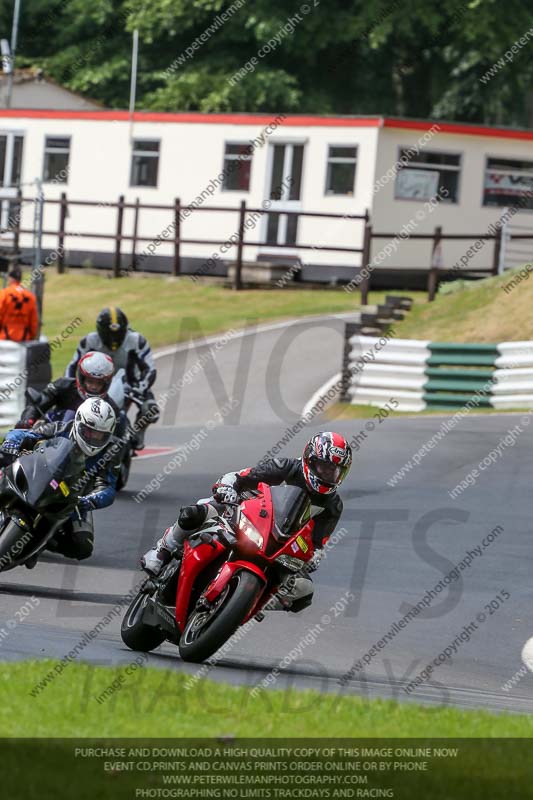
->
(36, 271, 421, 376)
(393, 267, 533, 343)
(327, 403, 531, 420)
(2, 659, 531, 738)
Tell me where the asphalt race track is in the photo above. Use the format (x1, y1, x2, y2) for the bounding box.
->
(1, 313, 532, 714)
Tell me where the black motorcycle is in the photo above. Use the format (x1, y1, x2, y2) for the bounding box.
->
(0, 437, 84, 571)
(23, 375, 137, 492)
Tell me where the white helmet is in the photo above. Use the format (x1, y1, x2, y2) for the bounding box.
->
(72, 398, 116, 456)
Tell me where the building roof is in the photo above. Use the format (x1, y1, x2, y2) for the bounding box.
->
(0, 69, 103, 111)
(0, 108, 532, 141)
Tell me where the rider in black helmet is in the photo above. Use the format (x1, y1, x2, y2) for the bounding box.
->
(65, 307, 159, 450)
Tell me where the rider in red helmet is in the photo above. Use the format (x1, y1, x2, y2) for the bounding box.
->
(17, 351, 118, 428)
(142, 432, 352, 612)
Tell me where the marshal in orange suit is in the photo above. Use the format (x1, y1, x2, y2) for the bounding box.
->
(0, 266, 39, 341)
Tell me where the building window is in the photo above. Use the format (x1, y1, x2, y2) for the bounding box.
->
(222, 143, 252, 191)
(325, 146, 357, 195)
(395, 149, 460, 202)
(43, 136, 70, 183)
(483, 157, 533, 209)
(130, 140, 160, 187)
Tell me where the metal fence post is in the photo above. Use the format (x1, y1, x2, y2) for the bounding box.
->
(32, 180, 45, 335)
(57, 192, 68, 274)
(341, 322, 359, 402)
(113, 194, 125, 278)
(428, 225, 442, 302)
(13, 187, 22, 254)
(173, 198, 181, 277)
(234, 199, 246, 291)
(492, 227, 503, 276)
(360, 220, 372, 306)
(131, 196, 140, 273)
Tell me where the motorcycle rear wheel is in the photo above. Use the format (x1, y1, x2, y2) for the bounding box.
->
(121, 590, 166, 652)
(179, 570, 262, 663)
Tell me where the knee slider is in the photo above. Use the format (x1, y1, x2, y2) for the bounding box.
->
(178, 504, 208, 531)
(141, 397, 160, 421)
(66, 530, 94, 560)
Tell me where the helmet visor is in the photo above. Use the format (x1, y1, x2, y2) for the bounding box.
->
(107, 322, 126, 350)
(82, 375, 109, 396)
(78, 423, 110, 449)
(309, 456, 343, 484)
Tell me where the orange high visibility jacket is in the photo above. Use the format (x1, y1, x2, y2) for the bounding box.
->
(0, 283, 39, 341)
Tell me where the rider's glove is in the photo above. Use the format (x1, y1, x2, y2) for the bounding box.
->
(1, 441, 20, 455)
(212, 472, 239, 504)
(2, 433, 35, 455)
(214, 485, 238, 505)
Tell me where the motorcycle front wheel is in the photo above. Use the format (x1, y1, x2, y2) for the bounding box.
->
(0, 516, 34, 572)
(116, 447, 132, 491)
(121, 589, 166, 652)
(179, 570, 262, 663)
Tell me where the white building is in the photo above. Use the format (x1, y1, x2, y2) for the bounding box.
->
(1, 108, 533, 284)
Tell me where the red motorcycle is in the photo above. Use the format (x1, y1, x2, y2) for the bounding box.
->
(121, 484, 316, 663)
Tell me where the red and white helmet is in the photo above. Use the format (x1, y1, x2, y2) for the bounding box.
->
(76, 351, 114, 399)
(302, 432, 352, 495)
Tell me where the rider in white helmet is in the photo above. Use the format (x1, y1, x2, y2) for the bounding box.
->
(71, 396, 117, 457)
(1, 398, 118, 562)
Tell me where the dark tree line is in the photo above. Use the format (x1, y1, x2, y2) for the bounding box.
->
(2, 0, 533, 125)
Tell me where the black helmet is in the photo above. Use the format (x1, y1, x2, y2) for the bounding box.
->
(96, 307, 128, 351)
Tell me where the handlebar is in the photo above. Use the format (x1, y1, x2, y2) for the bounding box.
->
(124, 388, 144, 409)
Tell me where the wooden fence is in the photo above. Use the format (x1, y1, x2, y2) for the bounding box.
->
(1, 192, 513, 303)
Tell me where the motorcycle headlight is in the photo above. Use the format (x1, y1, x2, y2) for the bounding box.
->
(276, 554, 307, 572)
(238, 511, 263, 548)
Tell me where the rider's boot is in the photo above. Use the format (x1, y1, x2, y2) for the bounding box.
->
(141, 503, 217, 576)
(270, 574, 314, 612)
(141, 527, 177, 576)
(134, 397, 160, 452)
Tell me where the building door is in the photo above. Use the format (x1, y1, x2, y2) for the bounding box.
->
(262, 142, 305, 250)
(0, 132, 24, 240)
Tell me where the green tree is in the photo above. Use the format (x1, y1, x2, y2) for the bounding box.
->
(3, 0, 533, 125)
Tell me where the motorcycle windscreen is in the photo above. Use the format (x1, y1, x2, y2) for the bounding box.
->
(270, 485, 311, 541)
(16, 437, 84, 507)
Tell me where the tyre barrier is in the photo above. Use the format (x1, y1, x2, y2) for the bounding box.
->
(340, 295, 413, 401)
(345, 337, 533, 412)
(0, 340, 52, 426)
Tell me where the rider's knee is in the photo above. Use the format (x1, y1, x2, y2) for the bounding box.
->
(59, 529, 94, 560)
(72, 531, 94, 560)
(178, 504, 208, 531)
(141, 397, 160, 424)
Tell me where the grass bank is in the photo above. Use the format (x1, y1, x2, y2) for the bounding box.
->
(35, 272, 417, 375)
(393, 268, 532, 342)
(1, 659, 531, 738)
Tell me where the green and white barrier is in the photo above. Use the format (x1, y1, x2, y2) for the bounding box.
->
(348, 336, 533, 411)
